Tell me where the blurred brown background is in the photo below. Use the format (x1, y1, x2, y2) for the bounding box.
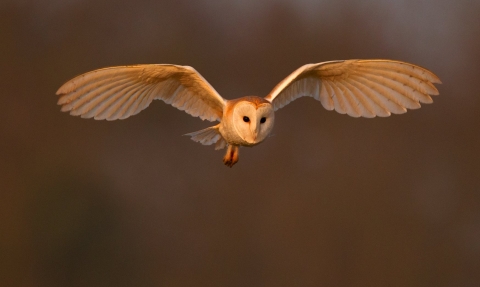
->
(1, 0, 479, 286)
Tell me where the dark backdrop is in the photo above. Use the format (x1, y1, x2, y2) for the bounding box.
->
(1, 1, 479, 286)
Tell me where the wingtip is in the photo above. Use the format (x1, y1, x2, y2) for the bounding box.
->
(56, 81, 75, 96)
(427, 72, 442, 85)
(57, 97, 65, 105)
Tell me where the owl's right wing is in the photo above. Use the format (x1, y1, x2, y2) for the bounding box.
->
(264, 60, 441, 118)
(57, 64, 226, 122)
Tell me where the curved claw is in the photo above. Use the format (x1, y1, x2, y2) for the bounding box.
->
(223, 145, 239, 167)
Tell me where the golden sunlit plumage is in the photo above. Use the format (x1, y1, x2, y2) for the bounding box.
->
(57, 64, 225, 121)
(57, 59, 441, 167)
(264, 60, 441, 117)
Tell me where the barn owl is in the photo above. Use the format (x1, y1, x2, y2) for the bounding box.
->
(57, 59, 441, 167)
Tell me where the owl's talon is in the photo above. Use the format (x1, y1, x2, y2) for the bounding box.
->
(223, 145, 239, 167)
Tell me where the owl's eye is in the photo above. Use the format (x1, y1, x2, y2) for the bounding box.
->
(260, 117, 266, 124)
(243, 116, 250, 122)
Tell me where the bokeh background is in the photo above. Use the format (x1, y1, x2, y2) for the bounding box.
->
(1, 0, 479, 286)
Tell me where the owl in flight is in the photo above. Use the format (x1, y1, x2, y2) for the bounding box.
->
(57, 59, 441, 167)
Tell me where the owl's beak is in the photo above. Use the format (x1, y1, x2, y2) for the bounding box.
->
(250, 121, 259, 142)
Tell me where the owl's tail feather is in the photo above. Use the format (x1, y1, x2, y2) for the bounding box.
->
(184, 124, 227, 150)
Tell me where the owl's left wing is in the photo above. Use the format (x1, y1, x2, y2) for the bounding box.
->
(264, 59, 441, 117)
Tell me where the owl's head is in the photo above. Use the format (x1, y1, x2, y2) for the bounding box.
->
(232, 97, 274, 144)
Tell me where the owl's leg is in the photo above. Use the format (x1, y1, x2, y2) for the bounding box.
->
(223, 145, 239, 167)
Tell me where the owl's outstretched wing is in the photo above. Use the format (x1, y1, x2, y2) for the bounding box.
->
(57, 64, 226, 121)
(264, 60, 441, 118)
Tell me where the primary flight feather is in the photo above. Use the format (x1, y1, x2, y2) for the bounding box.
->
(57, 59, 441, 167)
